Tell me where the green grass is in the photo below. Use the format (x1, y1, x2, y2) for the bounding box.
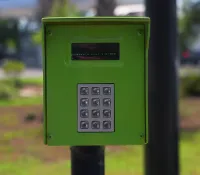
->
(0, 77, 43, 106)
(179, 98, 200, 118)
(0, 82, 199, 174)
(0, 132, 200, 175)
(20, 77, 43, 86)
(0, 146, 143, 175)
(0, 96, 42, 107)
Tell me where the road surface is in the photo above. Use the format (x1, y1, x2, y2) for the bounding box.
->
(0, 68, 43, 79)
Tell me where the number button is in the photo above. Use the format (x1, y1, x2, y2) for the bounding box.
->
(80, 98, 89, 107)
(80, 109, 89, 118)
(103, 109, 111, 118)
(92, 109, 100, 118)
(91, 121, 100, 129)
(103, 98, 111, 107)
(103, 87, 111, 95)
(92, 87, 100, 95)
(80, 87, 89, 95)
(92, 98, 100, 107)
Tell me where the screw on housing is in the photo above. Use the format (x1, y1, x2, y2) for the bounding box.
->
(47, 30, 52, 36)
(140, 133, 144, 138)
(47, 134, 52, 139)
(137, 29, 143, 36)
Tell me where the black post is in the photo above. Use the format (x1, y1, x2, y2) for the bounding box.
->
(145, 0, 179, 175)
(70, 146, 105, 175)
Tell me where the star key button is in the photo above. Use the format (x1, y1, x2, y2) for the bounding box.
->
(80, 121, 89, 129)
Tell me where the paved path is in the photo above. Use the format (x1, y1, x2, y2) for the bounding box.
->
(0, 68, 43, 79)
(179, 66, 200, 77)
(0, 66, 199, 79)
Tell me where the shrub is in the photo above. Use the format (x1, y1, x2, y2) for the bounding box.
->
(24, 113, 37, 122)
(2, 60, 25, 88)
(180, 74, 200, 97)
(0, 82, 17, 100)
(2, 60, 25, 76)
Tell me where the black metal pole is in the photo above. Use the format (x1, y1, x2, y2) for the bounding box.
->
(144, 0, 179, 175)
(70, 146, 105, 175)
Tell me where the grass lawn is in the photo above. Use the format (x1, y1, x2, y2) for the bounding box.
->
(180, 97, 200, 118)
(20, 77, 43, 86)
(0, 94, 199, 174)
(0, 77, 43, 107)
(0, 96, 42, 107)
(0, 133, 200, 175)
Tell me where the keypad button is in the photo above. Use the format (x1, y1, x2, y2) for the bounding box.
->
(92, 87, 100, 95)
(103, 109, 111, 118)
(103, 87, 111, 95)
(80, 98, 89, 107)
(91, 121, 100, 129)
(103, 98, 111, 107)
(80, 87, 89, 95)
(80, 121, 89, 129)
(103, 121, 111, 129)
(92, 109, 100, 118)
(92, 98, 100, 107)
(80, 109, 89, 118)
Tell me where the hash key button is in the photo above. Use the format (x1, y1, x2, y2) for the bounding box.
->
(103, 121, 111, 129)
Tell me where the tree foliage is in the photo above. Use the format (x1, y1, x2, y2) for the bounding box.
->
(96, 0, 116, 16)
(179, 0, 200, 51)
(32, 0, 79, 44)
(50, 0, 79, 17)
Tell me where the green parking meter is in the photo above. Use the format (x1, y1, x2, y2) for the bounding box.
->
(42, 17, 150, 146)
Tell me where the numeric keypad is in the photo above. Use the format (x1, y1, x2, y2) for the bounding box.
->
(78, 84, 114, 132)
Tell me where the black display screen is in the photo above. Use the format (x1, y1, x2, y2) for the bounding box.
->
(71, 43, 120, 60)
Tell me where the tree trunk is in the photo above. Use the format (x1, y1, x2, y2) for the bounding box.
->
(36, 0, 54, 19)
(96, 0, 116, 16)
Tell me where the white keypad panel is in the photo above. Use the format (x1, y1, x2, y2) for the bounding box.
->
(78, 84, 115, 132)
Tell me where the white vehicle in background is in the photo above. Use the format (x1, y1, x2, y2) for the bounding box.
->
(114, 4, 145, 16)
(85, 4, 145, 16)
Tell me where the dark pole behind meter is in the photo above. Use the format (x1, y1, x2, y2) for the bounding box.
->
(145, 0, 179, 175)
(70, 146, 105, 175)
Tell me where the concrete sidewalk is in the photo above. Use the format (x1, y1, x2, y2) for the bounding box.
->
(0, 68, 43, 79)
(0, 66, 199, 79)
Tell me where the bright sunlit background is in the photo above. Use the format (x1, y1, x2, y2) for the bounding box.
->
(0, 0, 200, 175)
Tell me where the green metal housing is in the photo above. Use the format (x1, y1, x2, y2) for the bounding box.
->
(42, 17, 150, 146)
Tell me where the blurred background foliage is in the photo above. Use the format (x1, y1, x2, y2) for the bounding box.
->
(32, 0, 80, 44)
(179, 0, 200, 51)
